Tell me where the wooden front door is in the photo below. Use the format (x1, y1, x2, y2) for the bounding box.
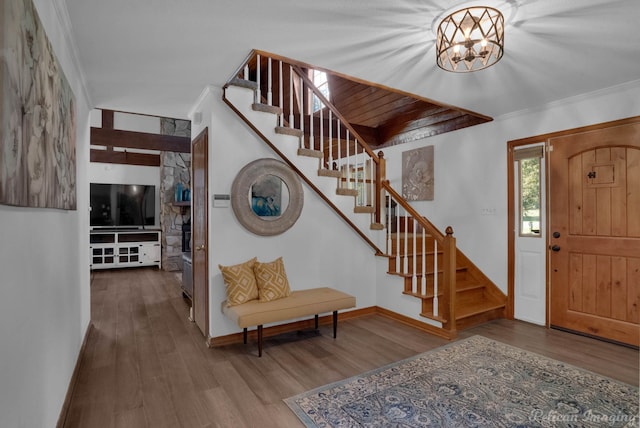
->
(192, 128, 209, 337)
(549, 118, 640, 346)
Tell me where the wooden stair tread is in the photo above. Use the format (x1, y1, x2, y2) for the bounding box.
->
(228, 78, 259, 90)
(298, 148, 323, 158)
(253, 103, 282, 115)
(354, 206, 375, 214)
(370, 223, 385, 230)
(275, 126, 303, 137)
(387, 266, 469, 278)
(384, 250, 441, 258)
(318, 168, 341, 178)
(456, 299, 506, 320)
(336, 188, 358, 196)
(401, 280, 485, 300)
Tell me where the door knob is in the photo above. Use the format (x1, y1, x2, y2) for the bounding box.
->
(551, 245, 560, 252)
(195, 244, 205, 251)
(553, 231, 560, 238)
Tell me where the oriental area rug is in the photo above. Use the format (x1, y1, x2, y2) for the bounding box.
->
(284, 336, 638, 427)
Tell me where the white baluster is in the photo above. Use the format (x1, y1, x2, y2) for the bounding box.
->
(319, 105, 324, 167)
(421, 226, 426, 295)
(403, 214, 408, 273)
(395, 205, 401, 270)
(255, 54, 260, 104)
(309, 88, 314, 151)
(243, 65, 249, 80)
(346, 129, 350, 189)
(369, 158, 375, 208)
(329, 112, 334, 168)
(300, 75, 304, 148)
(433, 239, 439, 317)
(278, 61, 283, 126)
(412, 218, 417, 294)
(289, 65, 294, 129)
(267, 57, 272, 106)
(355, 142, 360, 204)
(337, 121, 341, 180)
(387, 194, 392, 254)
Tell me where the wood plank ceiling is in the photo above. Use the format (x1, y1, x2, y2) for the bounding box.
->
(326, 74, 492, 148)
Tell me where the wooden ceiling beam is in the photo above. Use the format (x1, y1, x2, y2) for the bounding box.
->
(90, 149, 161, 167)
(90, 127, 191, 153)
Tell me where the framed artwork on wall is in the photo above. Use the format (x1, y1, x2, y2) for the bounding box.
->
(0, 0, 77, 210)
(402, 145, 434, 201)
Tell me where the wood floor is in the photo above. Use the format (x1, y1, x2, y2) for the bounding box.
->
(61, 268, 639, 428)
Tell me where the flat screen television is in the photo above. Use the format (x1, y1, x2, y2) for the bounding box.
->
(90, 183, 156, 227)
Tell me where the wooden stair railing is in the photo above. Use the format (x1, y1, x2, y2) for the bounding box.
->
(224, 49, 506, 338)
(227, 50, 385, 227)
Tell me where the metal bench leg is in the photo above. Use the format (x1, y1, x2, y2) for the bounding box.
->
(258, 325, 263, 357)
(333, 311, 338, 338)
(314, 314, 319, 330)
(243, 328, 248, 344)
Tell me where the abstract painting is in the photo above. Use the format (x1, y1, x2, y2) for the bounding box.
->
(251, 174, 282, 217)
(0, 0, 77, 209)
(402, 145, 434, 201)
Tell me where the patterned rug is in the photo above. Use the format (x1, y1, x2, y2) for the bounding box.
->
(284, 336, 638, 427)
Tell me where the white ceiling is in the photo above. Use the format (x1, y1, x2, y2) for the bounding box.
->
(62, 0, 640, 120)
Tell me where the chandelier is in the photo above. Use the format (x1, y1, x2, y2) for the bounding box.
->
(436, 6, 504, 72)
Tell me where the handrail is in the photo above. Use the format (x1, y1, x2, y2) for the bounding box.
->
(381, 181, 445, 243)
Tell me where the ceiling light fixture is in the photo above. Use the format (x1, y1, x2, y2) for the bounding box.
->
(436, 6, 504, 72)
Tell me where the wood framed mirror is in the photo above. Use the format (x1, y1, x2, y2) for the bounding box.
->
(231, 158, 303, 236)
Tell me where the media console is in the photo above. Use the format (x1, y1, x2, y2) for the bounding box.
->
(90, 229, 161, 270)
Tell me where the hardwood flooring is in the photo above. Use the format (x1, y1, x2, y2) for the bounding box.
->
(62, 268, 639, 428)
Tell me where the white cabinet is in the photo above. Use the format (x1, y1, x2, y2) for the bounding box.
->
(90, 229, 161, 270)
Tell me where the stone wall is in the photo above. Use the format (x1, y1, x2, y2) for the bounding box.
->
(160, 118, 191, 271)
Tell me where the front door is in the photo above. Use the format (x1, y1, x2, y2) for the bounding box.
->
(549, 118, 640, 346)
(192, 128, 209, 337)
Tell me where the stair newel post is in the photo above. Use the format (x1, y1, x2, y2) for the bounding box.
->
(289, 65, 294, 130)
(267, 57, 272, 106)
(375, 152, 385, 225)
(442, 226, 457, 334)
(278, 60, 283, 126)
(255, 54, 261, 104)
(412, 218, 417, 293)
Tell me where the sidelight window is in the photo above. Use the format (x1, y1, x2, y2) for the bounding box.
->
(515, 146, 543, 237)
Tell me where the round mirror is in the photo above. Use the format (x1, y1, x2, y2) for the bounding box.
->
(231, 159, 303, 236)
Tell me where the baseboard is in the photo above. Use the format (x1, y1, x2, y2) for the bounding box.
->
(375, 306, 457, 340)
(206, 306, 451, 347)
(56, 322, 93, 428)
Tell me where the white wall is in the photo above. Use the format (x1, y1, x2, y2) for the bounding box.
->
(0, 1, 91, 427)
(190, 87, 378, 338)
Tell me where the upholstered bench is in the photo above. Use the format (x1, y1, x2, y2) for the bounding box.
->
(222, 287, 356, 357)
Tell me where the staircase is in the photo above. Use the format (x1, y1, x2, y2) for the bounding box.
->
(222, 49, 506, 339)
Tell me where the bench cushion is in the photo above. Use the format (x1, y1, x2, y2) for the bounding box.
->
(222, 287, 356, 328)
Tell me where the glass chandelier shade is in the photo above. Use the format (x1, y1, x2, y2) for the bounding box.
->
(436, 6, 504, 72)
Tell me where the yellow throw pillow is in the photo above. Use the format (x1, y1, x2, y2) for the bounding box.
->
(254, 257, 291, 302)
(219, 257, 259, 306)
